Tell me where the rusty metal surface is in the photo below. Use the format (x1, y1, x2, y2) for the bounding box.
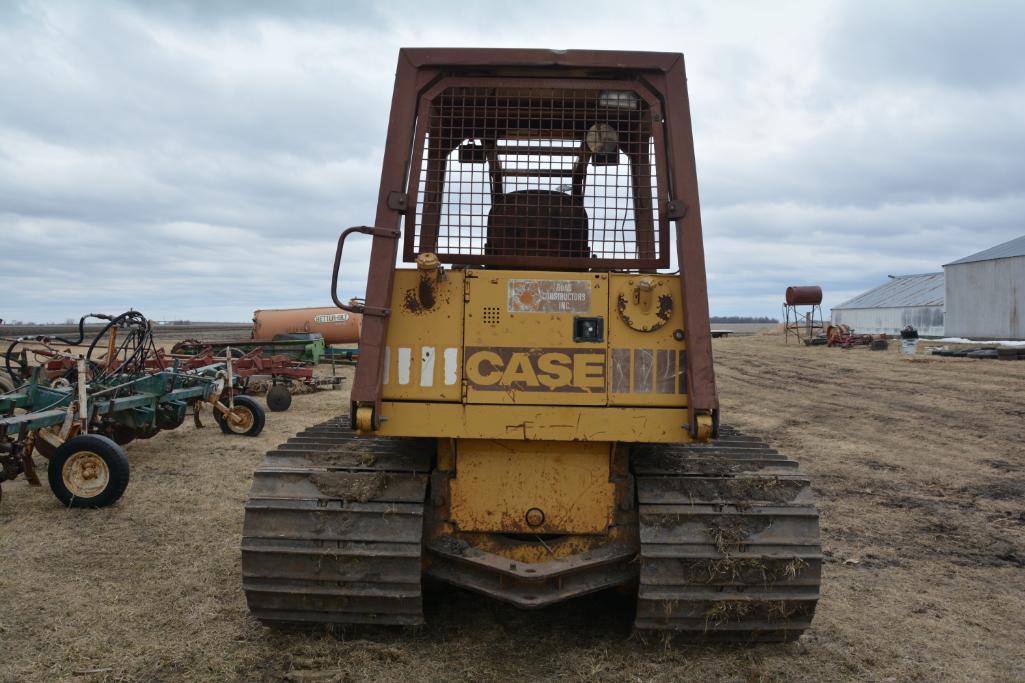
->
(783, 291, 824, 345)
(405, 79, 667, 269)
(785, 286, 824, 306)
(350, 48, 718, 433)
(400, 48, 685, 71)
(652, 57, 718, 433)
(631, 426, 821, 640)
(615, 276, 674, 333)
(507, 279, 592, 313)
(783, 286, 825, 344)
(427, 539, 637, 609)
(251, 307, 361, 345)
(380, 269, 465, 403)
(825, 324, 889, 349)
(349, 58, 431, 426)
(422, 438, 639, 608)
(369, 402, 695, 442)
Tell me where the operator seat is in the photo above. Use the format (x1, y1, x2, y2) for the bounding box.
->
(485, 190, 590, 259)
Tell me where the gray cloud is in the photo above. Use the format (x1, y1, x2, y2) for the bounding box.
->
(826, 0, 1025, 91)
(1, 0, 1023, 322)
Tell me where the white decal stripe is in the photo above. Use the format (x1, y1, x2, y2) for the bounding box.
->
(397, 347, 411, 385)
(420, 346, 435, 387)
(383, 347, 390, 385)
(443, 348, 458, 385)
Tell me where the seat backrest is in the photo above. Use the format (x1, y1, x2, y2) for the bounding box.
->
(485, 190, 590, 260)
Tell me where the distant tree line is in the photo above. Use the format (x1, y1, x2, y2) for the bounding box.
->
(709, 316, 779, 324)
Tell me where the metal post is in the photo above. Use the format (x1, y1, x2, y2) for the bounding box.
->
(77, 356, 88, 433)
(106, 325, 118, 369)
(225, 347, 235, 409)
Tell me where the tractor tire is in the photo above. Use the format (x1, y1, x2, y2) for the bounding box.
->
(47, 434, 130, 508)
(0, 370, 14, 394)
(266, 384, 292, 412)
(218, 396, 266, 437)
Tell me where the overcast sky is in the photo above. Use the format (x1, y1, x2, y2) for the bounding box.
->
(2, 0, 1023, 322)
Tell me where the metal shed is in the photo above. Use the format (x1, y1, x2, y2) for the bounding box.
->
(943, 234, 1025, 340)
(830, 272, 945, 336)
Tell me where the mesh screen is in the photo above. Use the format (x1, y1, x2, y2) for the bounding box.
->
(406, 84, 666, 268)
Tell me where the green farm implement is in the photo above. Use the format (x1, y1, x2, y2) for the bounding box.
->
(0, 311, 265, 507)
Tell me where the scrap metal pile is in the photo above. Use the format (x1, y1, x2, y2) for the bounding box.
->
(0, 311, 265, 507)
(825, 324, 889, 349)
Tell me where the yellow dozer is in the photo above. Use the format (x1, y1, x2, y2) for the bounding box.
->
(242, 48, 821, 640)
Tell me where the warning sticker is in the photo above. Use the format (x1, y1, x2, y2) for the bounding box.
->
(507, 279, 591, 313)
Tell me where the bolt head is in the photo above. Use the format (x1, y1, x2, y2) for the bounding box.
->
(525, 507, 545, 527)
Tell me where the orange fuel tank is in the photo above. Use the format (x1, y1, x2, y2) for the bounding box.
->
(252, 307, 362, 344)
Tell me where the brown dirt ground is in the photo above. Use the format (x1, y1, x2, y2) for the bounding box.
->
(2, 336, 1024, 682)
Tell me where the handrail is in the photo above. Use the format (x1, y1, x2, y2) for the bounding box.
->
(330, 226, 400, 315)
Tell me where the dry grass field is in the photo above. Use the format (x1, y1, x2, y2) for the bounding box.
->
(2, 335, 1024, 682)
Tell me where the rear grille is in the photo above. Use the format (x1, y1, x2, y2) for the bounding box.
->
(405, 81, 669, 269)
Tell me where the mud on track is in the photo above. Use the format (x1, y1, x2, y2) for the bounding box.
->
(2, 335, 1024, 681)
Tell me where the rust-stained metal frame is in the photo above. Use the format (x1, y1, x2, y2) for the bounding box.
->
(783, 302, 824, 345)
(347, 48, 717, 435)
(404, 77, 670, 269)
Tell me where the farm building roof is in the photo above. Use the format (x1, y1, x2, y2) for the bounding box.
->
(833, 272, 945, 310)
(945, 234, 1025, 266)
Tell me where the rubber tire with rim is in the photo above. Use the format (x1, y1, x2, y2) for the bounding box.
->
(217, 395, 266, 437)
(47, 434, 130, 508)
(212, 391, 237, 431)
(266, 384, 292, 412)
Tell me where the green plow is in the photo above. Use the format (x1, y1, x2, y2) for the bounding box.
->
(1, 312, 267, 508)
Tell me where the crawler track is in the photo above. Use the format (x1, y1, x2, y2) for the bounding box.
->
(241, 417, 432, 626)
(243, 420, 819, 636)
(632, 427, 821, 641)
